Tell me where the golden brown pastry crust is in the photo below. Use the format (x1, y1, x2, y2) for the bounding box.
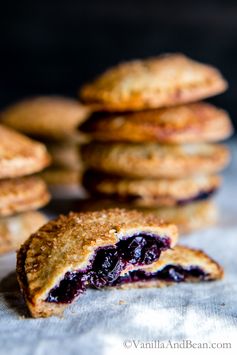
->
(17, 209, 178, 317)
(84, 173, 221, 207)
(39, 168, 82, 186)
(0, 211, 47, 254)
(116, 245, 223, 290)
(82, 102, 233, 143)
(0, 124, 51, 179)
(39, 168, 86, 198)
(81, 142, 230, 178)
(80, 54, 227, 111)
(76, 199, 218, 235)
(0, 176, 50, 216)
(46, 142, 84, 171)
(143, 201, 218, 234)
(1, 96, 90, 141)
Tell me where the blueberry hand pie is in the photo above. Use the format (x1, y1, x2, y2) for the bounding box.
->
(81, 142, 229, 178)
(83, 172, 220, 207)
(0, 124, 51, 179)
(113, 245, 223, 288)
(1, 96, 90, 141)
(17, 209, 178, 317)
(0, 176, 50, 217)
(80, 54, 227, 111)
(81, 102, 233, 143)
(0, 211, 47, 254)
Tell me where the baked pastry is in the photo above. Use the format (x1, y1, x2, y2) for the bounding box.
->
(80, 54, 227, 111)
(17, 209, 178, 317)
(81, 102, 233, 143)
(0, 124, 51, 179)
(81, 142, 230, 178)
(76, 199, 217, 235)
(113, 245, 223, 288)
(0, 176, 50, 216)
(0, 211, 47, 254)
(83, 172, 221, 207)
(143, 200, 218, 234)
(1, 96, 90, 141)
(39, 168, 86, 199)
(47, 142, 84, 171)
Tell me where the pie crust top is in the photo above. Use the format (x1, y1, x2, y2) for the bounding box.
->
(80, 54, 227, 111)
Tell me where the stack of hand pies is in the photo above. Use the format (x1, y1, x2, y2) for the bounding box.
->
(0, 124, 51, 254)
(79, 54, 233, 234)
(1, 96, 90, 198)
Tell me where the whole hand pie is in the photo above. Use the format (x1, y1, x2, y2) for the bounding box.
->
(1, 96, 90, 141)
(75, 199, 218, 235)
(142, 200, 218, 234)
(81, 142, 230, 178)
(0, 211, 47, 254)
(0, 176, 50, 217)
(84, 171, 221, 207)
(81, 102, 233, 143)
(80, 54, 227, 111)
(0, 124, 51, 179)
(83, 172, 221, 207)
(17, 209, 178, 317)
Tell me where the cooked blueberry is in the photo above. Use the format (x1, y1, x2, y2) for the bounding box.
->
(157, 265, 186, 282)
(46, 272, 86, 303)
(89, 248, 125, 287)
(45, 233, 171, 303)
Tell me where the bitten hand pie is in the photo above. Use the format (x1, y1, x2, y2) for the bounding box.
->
(81, 102, 233, 143)
(17, 209, 178, 317)
(0, 124, 51, 179)
(81, 142, 230, 178)
(113, 245, 223, 288)
(80, 54, 227, 111)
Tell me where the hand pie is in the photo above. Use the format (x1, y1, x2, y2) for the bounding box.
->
(76, 199, 218, 235)
(81, 102, 233, 143)
(81, 142, 230, 178)
(39, 168, 85, 199)
(1, 96, 90, 141)
(142, 200, 218, 234)
(17, 209, 178, 317)
(113, 245, 223, 288)
(83, 172, 220, 207)
(80, 54, 227, 111)
(0, 176, 50, 217)
(0, 211, 47, 254)
(0, 124, 51, 179)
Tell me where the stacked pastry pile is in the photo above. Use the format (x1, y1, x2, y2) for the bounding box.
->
(0, 124, 51, 254)
(79, 54, 233, 233)
(1, 96, 90, 198)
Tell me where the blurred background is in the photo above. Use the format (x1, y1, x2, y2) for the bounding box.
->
(1, 0, 236, 129)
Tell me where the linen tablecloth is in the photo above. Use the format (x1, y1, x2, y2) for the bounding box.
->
(0, 141, 236, 355)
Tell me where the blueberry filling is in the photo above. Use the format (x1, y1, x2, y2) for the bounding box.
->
(177, 189, 216, 206)
(45, 233, 170, 303)
(90, 189, 216, 206)
(113, 265, 208, 285)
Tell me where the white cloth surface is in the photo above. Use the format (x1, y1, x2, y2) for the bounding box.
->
(0, 141, 236, 355)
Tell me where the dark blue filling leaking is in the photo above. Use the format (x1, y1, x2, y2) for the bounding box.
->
(46, 233, 171, 303)
(177, 189, 216, 206)
(89, 188, 216, 206)
(113, 265, 208, 285)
